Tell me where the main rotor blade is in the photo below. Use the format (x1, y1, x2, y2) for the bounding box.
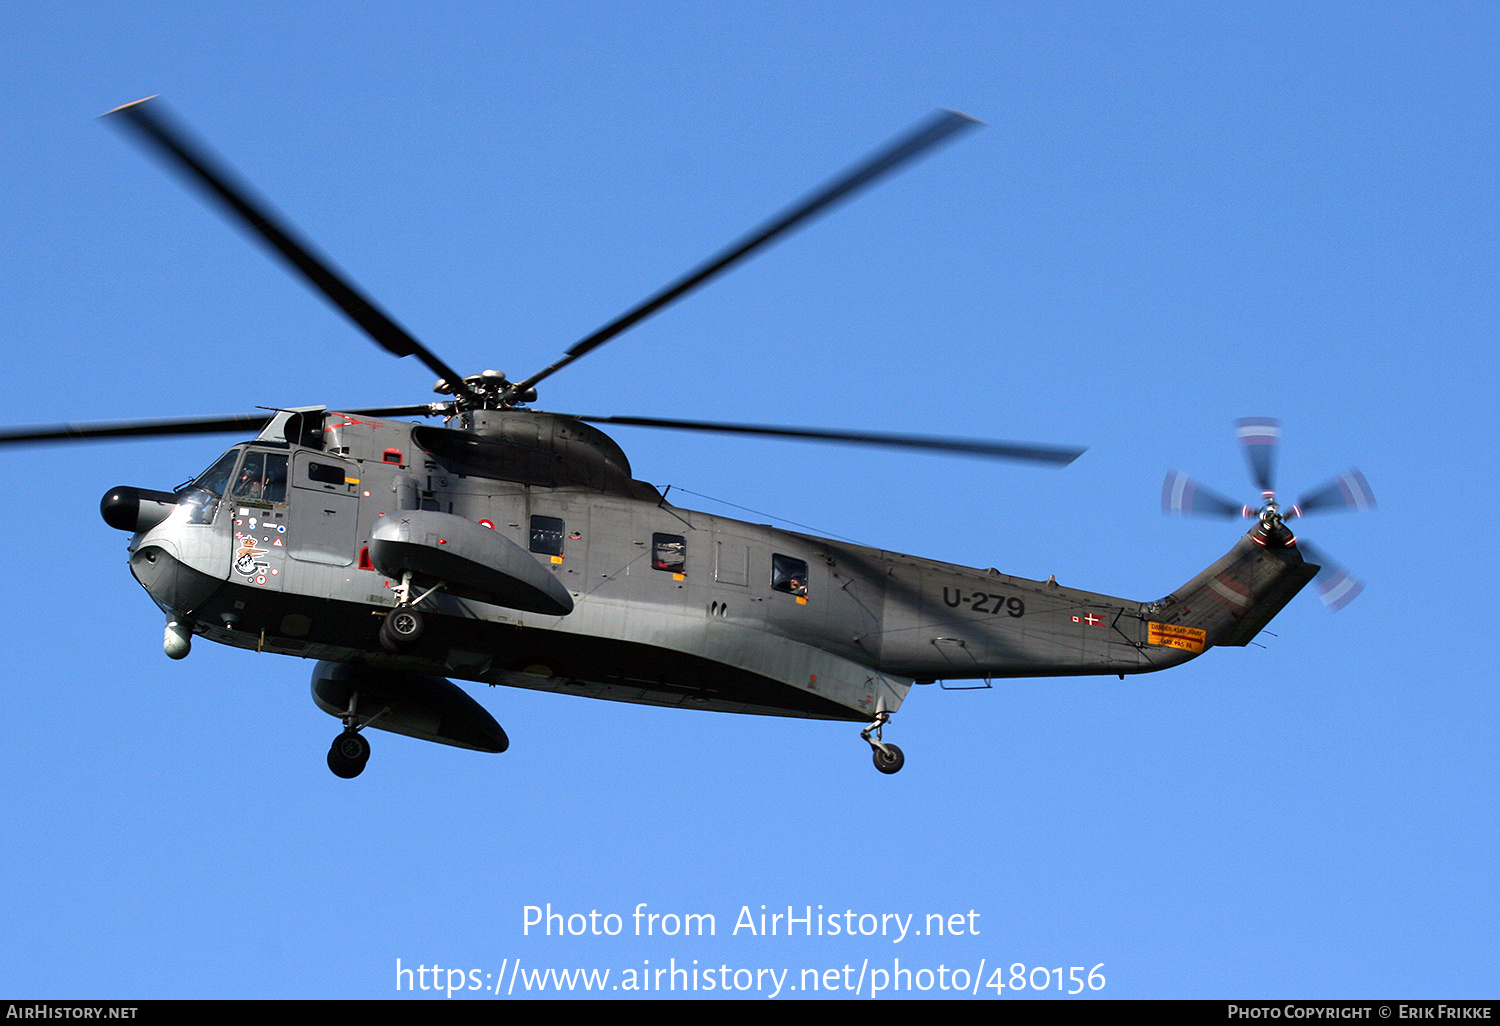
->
(1292, 468, 1376, 517)
(560, 413, 1084, 465)
(509, 110, 982, 399)
(338, 404, 443, 419)
(0, 413, 275, 447)
(102, 98, 475, 403)
(1161, 470, 1250, 518)
(1234, 417, 1281, 497)
(0, 403, 445, 449)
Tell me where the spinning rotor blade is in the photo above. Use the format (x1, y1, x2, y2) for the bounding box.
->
(1234, 417, 1281, 497)
(509, 110, 982, 400)
(338, 404, 442, 419)
(1163, 418, 1373, 610)
(0, 413, 275, 447)
(0, 403, 444, 448)
(1292, 468, 1376, 517)
(1293, 538, 1365, 611)
(102, 98, 475, 403)
(1161, 470, 1249, 518)
(563, 414, 1085, 465)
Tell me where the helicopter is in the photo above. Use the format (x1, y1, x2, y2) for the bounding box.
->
(5, 99, 1373, 778)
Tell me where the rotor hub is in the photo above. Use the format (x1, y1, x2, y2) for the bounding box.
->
(434, 370, 536, 411)
(1252, 498, 1296, 549)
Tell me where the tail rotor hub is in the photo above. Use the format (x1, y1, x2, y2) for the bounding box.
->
(1253, 502, 1295, 548)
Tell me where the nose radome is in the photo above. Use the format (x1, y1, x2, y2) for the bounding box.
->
(100, 486, 178, 532)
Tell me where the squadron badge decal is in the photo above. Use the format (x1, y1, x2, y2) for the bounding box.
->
(234, 533, 269, 579)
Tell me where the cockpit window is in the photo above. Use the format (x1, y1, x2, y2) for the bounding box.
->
(190, 450, 240, 498)
(178, 449, 240, 525)
(233, 451, 289, 504)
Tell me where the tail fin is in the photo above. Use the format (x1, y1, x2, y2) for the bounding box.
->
(1148, 518, 1319, 651)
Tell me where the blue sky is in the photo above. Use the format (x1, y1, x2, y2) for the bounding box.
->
(1, 1, 1495, 1000)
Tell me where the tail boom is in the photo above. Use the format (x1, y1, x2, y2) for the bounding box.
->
(871, 517, 1318, 683)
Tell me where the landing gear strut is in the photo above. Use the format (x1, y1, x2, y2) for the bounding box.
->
(326, 690, 387, 778)
(861, 712, 905, 775)
(380, 571, 443, 653)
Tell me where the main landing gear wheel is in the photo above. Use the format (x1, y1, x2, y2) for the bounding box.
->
(860, 711, 905, 775)
(379, 608, 424, 652)
(327, 729, 370, 778)
(872, 743, 905, 775)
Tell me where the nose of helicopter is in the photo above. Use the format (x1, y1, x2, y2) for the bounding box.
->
(129, 541, 223, 617)
(100, 485, 178, 532)
(103, 483, 230, 616)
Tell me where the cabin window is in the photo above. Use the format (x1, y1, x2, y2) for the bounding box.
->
(771, 553, 809, 597)
(530, 515, 565, 557)
(233, 451, 288, 504)
(306, 461, 347, 487)
(652, 533, 686, 574)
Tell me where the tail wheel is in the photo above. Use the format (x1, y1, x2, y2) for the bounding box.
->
(333, 729, 369, 762)
(872, 743, 905, 775)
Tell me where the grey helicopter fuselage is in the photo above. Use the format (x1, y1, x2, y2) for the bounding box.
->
(19, 101, 1357, 777)
(111, 406, 1320, 734)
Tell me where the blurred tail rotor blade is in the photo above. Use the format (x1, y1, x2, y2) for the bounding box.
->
(1295, 539, 1365, 611)
(1234, 417, 1281, 498)
(1162, 471, 1250, 518)
(1292, 468, 1376, 517)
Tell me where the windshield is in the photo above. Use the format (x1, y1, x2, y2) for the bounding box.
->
(177, 449, 240, 525)
(190, 449, 241, 497)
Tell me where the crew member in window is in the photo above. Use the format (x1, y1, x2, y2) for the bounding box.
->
(235, 456, 264, 500)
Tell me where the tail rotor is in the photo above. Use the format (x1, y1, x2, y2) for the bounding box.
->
(1290, 468, 1376, 519)
(1161, 470, 1252, 519)
(1163, 419, 1374, 610)
(1235, 416, 1282, 503)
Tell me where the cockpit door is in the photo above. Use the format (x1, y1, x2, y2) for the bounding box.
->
(288, 451, 361, 566)
(228, 448, 291, 591)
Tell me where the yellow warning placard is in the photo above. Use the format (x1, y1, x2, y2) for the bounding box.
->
(1148, 622, 1207, 653)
